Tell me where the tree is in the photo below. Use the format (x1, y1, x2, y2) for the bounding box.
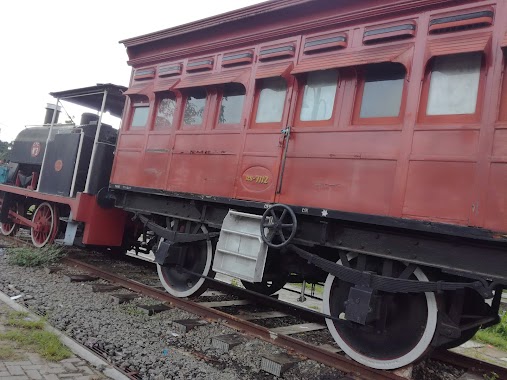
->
(0, 140, 12, 161)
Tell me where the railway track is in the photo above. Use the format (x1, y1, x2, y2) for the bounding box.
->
(2, 236, 506, 380)
(64, 252, 507, 380)
(62, 256, 404, 380)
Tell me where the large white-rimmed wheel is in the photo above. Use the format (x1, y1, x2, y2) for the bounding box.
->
(30, 202, 59, 248)
(157, 219, 215, 298)
(0, 202, 24, 236)
(323, 255, 438, 370)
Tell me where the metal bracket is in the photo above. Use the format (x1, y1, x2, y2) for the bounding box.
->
(155, 240, 187, 266)
(137, 214, 219, 243)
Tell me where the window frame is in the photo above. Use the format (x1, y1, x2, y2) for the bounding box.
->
(180, 87, 210, 130)
(214, 82, 247, 129)
(251, 76, 291, 130)
(352, 63, 407, 126)
(294, 69, 341, 128)
(418, 52, 486, 124)
(127, 96, 151, 131)
(152, 91, 179, 132)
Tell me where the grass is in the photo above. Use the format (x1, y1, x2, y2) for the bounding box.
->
(6, 311, 45, 330)
(119, 304, 145, 316)
(0, 345, 21, 360)
(6, 245, 65, 267)
(0, 311, 71, 361)
(474, 312, 507, 351)
(290, 282, 324, 295)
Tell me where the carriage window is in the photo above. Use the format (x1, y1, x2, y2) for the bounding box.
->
(184, 88, 207, 125)
(300, 69, 338, 121)
(219, 83, 246, 125)
(359, 63, 405, 118)
(426, 52, 482, 116)
(255, 77, 287, 123)
(154, 93, 176, 130)
(130, 96, 150, 129)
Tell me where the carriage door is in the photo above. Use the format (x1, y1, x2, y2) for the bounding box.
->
(236, 70, 296, 203)
(276, 67, 343, 207)
(235, 38, 300, 203)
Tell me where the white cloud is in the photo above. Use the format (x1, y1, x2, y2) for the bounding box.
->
(0, 0, 264, 141)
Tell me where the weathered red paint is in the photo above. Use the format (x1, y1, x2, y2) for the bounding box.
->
(0, 184, 126, 246)
(112, 0, 507, 233)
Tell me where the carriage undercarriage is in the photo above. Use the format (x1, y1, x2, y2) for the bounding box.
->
(116, 190, 504, 370)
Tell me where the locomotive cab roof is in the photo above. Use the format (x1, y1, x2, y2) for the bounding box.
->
(49, 83, 127, 118)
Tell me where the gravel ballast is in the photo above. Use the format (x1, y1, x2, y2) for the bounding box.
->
(0, 247, 472, 380)
(0, 249, 346, 379)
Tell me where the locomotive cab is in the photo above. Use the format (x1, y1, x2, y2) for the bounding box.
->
(0, 84, 128, 248)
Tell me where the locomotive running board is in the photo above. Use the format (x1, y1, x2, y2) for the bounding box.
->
(213, 210, 268, 283)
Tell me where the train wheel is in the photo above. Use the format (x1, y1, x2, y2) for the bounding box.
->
(323, 256, 438, 370)
(157, 220, 215, 298)
(0, 203, 23, 236)
(30, 202, 59, 248)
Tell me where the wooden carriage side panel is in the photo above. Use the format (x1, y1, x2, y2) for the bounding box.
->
(281, 157, 398, 215)
(482, 21, 507, 232)
(278, 131, 401, 214)
(483, 163, 507, 231)
(110, 133, 144, 187)
(139, 134, 172, 190)
(470, 0, 507, 231)
(167, 133, 242, 197)
(403, 161, 477, 224)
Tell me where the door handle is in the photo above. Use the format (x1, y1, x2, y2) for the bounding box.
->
(281, 126, 291, 137)
(278, 126, 291, 147)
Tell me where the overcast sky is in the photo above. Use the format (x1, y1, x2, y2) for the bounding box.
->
(0, 0, 265, 142)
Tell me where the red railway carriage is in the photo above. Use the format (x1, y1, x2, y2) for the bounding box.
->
(111, 0, 507, 370)
(0, 84, 127, 248)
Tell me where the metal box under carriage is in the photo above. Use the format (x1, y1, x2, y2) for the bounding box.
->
(112, 0, 507, 370)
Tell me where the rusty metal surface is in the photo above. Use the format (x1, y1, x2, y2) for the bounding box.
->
(62, 257, 405, 380)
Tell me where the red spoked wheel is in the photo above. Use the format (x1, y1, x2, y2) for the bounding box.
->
(0, 203, 24, 236)
(30, 202, 59, 248)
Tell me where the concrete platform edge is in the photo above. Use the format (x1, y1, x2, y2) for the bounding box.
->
(0, 289, 130, 380)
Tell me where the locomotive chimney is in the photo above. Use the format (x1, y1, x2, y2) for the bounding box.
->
(43, 103, 61, 125)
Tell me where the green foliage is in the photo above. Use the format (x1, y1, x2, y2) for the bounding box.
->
(290, 282, 324, 295)
(0, 312, 71, 361)
(1, 330, 71, 361)
(119, 304, 144, 316)
(483, 372, 499, 380)
(7, 311, 45, 330)
(475, 312, 507, 351)
(7, 245, 65, 267)
(0, 140, 12, 161)
(0, 346, 20, 360)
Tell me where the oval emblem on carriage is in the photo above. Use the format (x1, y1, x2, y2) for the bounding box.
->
(54, 160, 63, 172)
(241, 166, 273, 192)
(31, 142, 41, 157)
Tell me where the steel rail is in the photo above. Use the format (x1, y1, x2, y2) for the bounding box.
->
(432, 349, 507, 379)
(62, 257, 405, 380)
